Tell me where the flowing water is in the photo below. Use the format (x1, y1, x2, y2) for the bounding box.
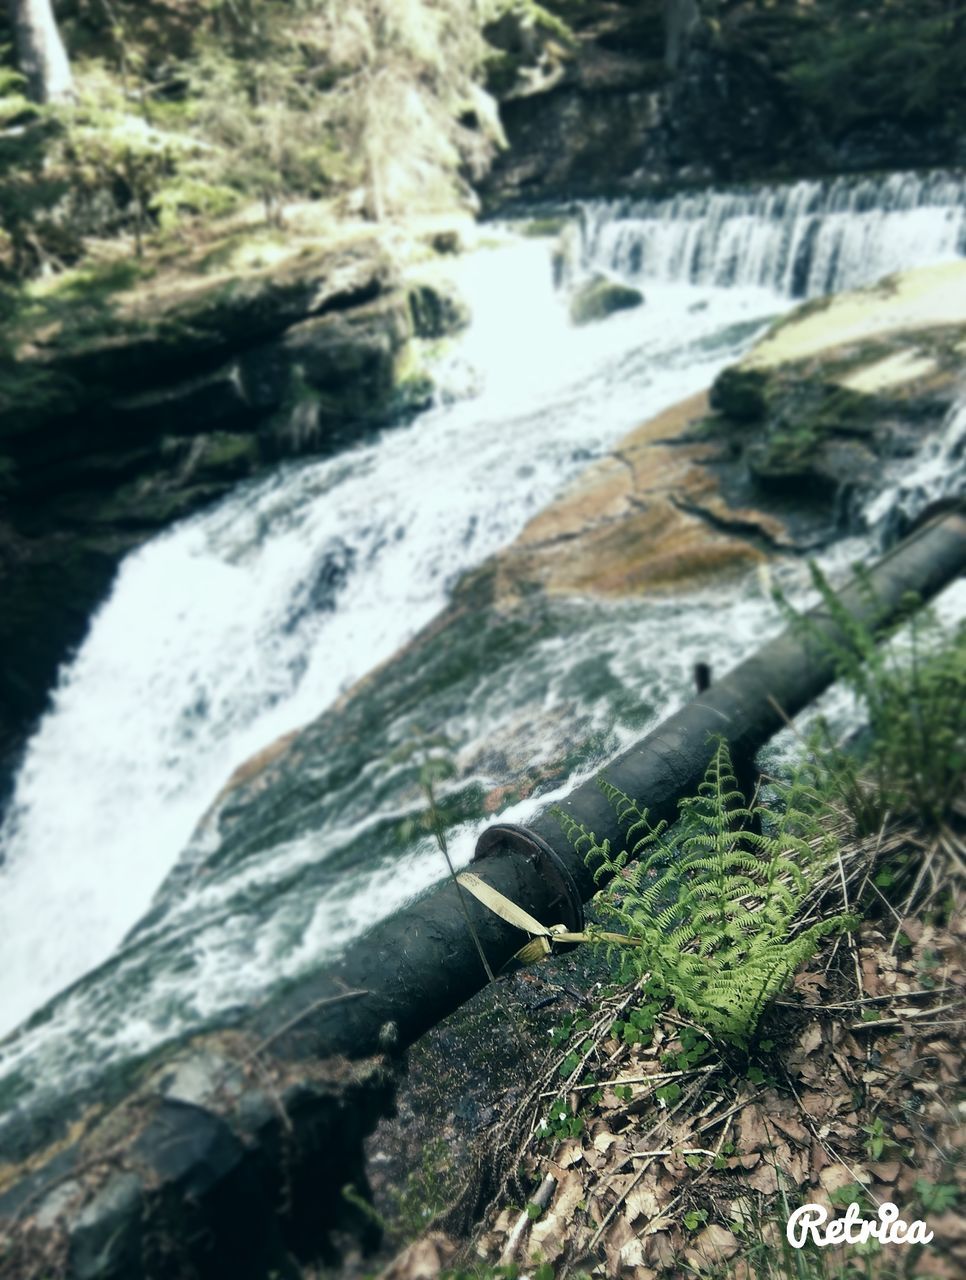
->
(1, 170, 964, 1127)
(577, 169, 966, 295)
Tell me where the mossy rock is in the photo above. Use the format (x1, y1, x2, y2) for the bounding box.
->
(406, 280, 471, 340)
(569, 275, 644, 326)
(710, 366, 769, 423)
(519, 216, 570, 239)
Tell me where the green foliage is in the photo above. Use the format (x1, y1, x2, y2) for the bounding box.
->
(536, 1096, 584, 1141)
(780, 564, 966, 833)
(388, 1138, 456, 1242)
(914, 1177, 957, 1214)
(555, 739, 854, 1048)
(0, 67, 68, 279)
(1, 0, 505, 284)
(784, 4, 966, 138)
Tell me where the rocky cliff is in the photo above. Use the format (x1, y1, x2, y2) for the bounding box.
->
(482, 0, 966, 207)
(0, 239, 465, 783)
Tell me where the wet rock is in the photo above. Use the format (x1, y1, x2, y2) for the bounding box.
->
(407, 279, 471, 340)
(710, 367, 768, 423)
(0, 244, 433, 776)
(568, 275, 644, 326)
(481, 1, 966, 208)
(0, 1034, 401, 1279)
(68, 1173, 143, 1280)
(703, 265, 966, 532)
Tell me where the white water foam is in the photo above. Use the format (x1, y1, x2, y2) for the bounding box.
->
(579, 170, 966, 297)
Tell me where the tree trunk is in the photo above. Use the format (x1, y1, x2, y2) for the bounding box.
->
(7, 0, 74, 104)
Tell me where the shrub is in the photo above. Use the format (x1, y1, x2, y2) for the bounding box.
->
(781, 564, 966, 833)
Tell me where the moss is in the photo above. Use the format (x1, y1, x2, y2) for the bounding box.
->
(518, 215, 570, 238)
(747, 381, 881, 482)
(709, 367, 769, 424)
(192, 433, 261, 480)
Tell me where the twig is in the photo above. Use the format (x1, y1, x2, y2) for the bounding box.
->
(775, 986, 954, 1010)
(540, 1064, 717, 1097)
(629, 1147, 719, 1160)
(499, 1173, 556, 1266)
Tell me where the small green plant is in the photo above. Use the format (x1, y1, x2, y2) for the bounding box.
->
(555, 738, 854, 1048)
(536, 1097, 584, 1142)
(781, 565, 966, 833)
(388, 1138, 457, 1242)
(829, 1182, 871, 1211)
(862, 1115, 891, 1161)
(914, 1177, 957, 1214)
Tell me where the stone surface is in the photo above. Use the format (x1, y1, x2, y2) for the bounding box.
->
(0, 1032, 400, 1279)
(568, 274, 644, 326)
(481, 1, 966, 208)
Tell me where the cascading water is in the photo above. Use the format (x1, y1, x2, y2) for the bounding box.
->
(0, 242, 787, 1050)
(1, 171, 964, 1127)
(578, 170, 966, 296)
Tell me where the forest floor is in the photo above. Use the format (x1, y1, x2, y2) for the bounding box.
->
(350, 805, 965, 1280)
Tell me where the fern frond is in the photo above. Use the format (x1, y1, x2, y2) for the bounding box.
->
(556, 736, 853, 1047)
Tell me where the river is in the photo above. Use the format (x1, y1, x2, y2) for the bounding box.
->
(0, 169, 964, 1129)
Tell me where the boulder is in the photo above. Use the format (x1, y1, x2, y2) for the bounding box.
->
(568, 274, 644, 326)
(703, 264, 966, 523)
(406, 279, 471, 340)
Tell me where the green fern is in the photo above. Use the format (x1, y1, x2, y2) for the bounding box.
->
(555, 739, 854, 1048)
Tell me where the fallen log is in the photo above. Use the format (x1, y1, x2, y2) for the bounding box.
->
(0, 506, 963, 1279)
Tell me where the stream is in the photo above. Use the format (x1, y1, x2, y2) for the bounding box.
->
(1, 169, 964, 1129)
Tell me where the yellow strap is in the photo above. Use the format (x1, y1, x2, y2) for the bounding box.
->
(457, 871, 552, 936)
(456, 872, 644, 967)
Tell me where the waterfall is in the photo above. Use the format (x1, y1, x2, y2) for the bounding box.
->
(866, 394, 966, 539)
(0, 237, 787, 1047)
(579, 170, 966, 297)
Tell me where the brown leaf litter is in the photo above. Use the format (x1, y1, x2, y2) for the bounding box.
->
(379, 815, 966, 1279)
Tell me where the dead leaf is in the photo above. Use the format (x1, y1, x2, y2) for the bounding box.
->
(746, 1161, 780, 1195)
(799, 1023, 824, 1055)
(819, 1164, 856, 1196)
(530, 1170, 585, 1263)
(624, 1184, 661, 1226)
(772, 1114, 809, 1146)
(685, 1224, 739, 1271)
(378, 1232, 458, 1279)
(556, 1140, 584, 1169)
